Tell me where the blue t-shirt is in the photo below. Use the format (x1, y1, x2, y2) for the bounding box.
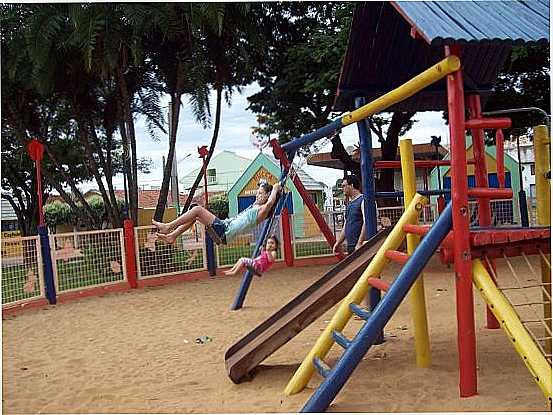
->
(345, 195, 364, 252)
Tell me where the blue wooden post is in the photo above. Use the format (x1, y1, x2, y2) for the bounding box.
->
(230, 193, 287, 310)
(205, 234, 216, 277)
(38, 225, 56, 304)
(301, 203, 453, 413)
(355, 96, 383, 344)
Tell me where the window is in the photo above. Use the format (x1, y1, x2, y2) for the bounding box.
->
(530, 163, 535, 176)
(207, 168, 217, 184)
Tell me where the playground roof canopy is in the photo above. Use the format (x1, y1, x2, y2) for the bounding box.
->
(334, 0, 550, 112)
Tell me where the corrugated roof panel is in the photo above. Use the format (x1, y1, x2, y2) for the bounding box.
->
(396, 1, 549, 45)
(334, 1, 550, 112)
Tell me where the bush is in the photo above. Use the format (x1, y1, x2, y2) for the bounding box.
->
(208, 195, 229, 219)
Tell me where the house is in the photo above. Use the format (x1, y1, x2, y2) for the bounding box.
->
(1, 197, 19, 233)
(180, 151, 252, 201)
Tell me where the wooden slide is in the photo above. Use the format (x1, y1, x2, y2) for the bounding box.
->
(225, 228, 391, 383)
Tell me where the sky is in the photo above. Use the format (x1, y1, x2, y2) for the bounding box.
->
(113, 83, 451, 192)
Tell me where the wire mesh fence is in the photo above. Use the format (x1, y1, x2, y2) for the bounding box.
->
(1, 235, 44, 305)
(216, 220, 284, 268)
(292, 213, 336, 259)
(135, 224, 206, 279)
(50, 229, 127, 293)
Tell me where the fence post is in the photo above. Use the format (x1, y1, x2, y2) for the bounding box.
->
(123, 219, 138, 288)
(38, 225, 56, 304)
(281, 207, 294, 266)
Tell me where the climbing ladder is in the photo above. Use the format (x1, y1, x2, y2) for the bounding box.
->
(299, 201, 452, 412)
(279, 193, 449, 412)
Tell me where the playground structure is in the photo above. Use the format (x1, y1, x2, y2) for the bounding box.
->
(224, 17, 551, 411)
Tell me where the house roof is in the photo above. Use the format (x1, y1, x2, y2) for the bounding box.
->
(334, 1, 549, 112)
(307, 142, 448, 170)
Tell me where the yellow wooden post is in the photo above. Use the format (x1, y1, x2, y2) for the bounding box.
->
(534, 125, 551, 353)
(284, 194, 427, 395)
(472, 259, 551, 401)
(340, 56, 460, 126)
(400, 139, 431, 368)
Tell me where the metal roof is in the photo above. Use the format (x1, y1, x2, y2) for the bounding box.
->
(334, 1, 550, 112)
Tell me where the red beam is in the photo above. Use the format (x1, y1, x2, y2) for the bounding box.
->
(467, 187, 513, 199)
(464, 117, 512, 130)
(367, 277, 391, 292)
(496, 130, 506, 188)
(403, 223, 431, 236)
(271, 139, 344, 261)
(385, 249, 409, 264)
(446, 45, 477, 398)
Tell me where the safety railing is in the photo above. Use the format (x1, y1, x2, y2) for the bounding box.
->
(1, 235, 45, 305)
(50, 228, 127, 293)
(134, 224, 206, 279)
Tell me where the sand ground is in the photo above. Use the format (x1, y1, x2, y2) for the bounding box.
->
(2, 256, 550, 413)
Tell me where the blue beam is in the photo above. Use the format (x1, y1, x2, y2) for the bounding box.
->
(301, 202, 453, 413)
(355, 97, 382, 343)
(282, 119, 343, 154)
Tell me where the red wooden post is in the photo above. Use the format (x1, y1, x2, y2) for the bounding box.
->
(467, 94, 500, 330)
(496, 129, 506, 188)
(123, 219, 138, 288)
(446, 45, 478, 398)
(281, 207, 294, 266)
(27, 139, 45, 226)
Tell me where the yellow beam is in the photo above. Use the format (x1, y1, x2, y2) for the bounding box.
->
(400, 139, 431, 368)
(534, 125, 551, 353)
(341, 56, 460, 126)
(284, 194, 427, 395)
(472, 259, 551, 402)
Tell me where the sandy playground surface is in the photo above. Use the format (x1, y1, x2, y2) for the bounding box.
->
(2, 256, 550, 413)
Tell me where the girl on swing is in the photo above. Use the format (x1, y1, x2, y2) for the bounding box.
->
(153, 181, 282, 245)
(224, 234, 279, 276)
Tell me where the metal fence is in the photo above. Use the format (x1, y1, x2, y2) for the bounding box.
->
(50, 228, 127, 293)
(1, 235, 45, 305)
(135, 224, 206, 279)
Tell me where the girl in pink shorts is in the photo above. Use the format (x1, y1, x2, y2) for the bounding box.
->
(224, 235, 279, 277)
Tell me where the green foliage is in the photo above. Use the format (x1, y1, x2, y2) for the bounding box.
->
(247, 3, 355, 147)
(207, 194, 229, 219)
(484, 44, 550, 141)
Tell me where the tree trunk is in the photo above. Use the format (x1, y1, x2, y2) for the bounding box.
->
(117, 64, 139, 223)
(153, 92, 182, 221)
(374, 112, 415, 207)
(89, 122, 121, 227)
(76, 120, 116, 227)
(42, 143, 97, 228)
(181, 85, 223, 213)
